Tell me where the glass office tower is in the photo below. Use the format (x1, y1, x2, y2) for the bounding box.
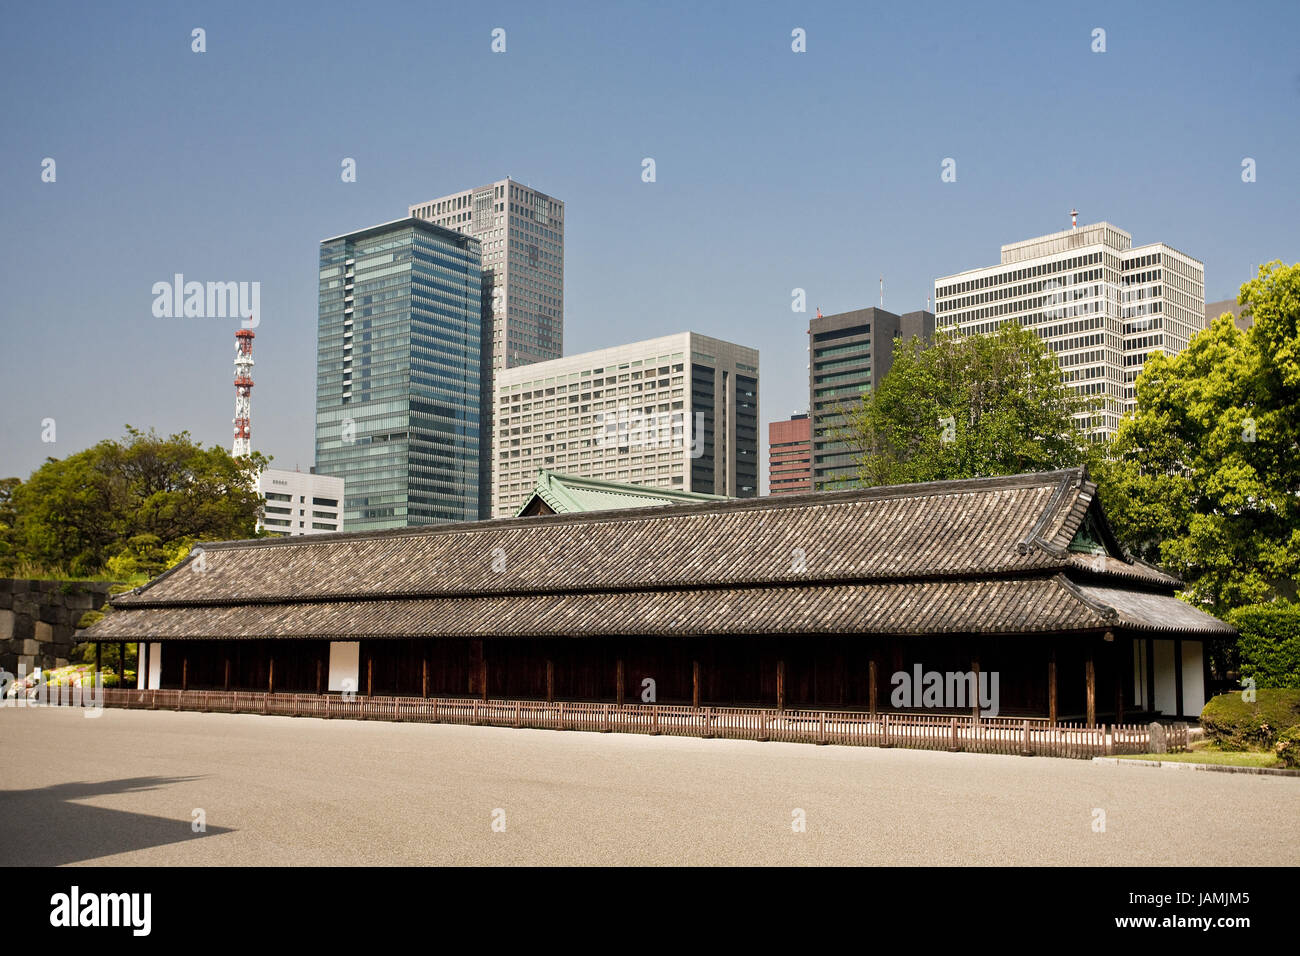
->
(410, 179, 565, 517)
(316, 218, 481, 531)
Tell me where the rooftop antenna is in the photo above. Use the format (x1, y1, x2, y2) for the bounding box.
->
(879, 275, 884, 309)
(1071, 208, 1078, 229)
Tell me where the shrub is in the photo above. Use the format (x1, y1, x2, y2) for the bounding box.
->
(1230, 601, 1300, 688)
(76, 610, 105, 629)
(1277, 726, 1300, 769)
(1201, 688, 1300, 749)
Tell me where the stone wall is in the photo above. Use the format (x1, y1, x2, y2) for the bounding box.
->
(0, 580, 117, 674)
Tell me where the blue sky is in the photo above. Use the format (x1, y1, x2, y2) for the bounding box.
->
(3, 0, 1297, 487)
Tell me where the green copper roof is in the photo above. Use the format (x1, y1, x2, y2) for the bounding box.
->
(516, 470, 728, 516)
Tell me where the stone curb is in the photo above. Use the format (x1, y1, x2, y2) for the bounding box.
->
(1092, 756, 1300, 777)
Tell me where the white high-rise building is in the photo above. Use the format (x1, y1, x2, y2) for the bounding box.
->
(256, 469, 345, 536)
(492, 332, 759, 517)
(934, 219, 1205, 438)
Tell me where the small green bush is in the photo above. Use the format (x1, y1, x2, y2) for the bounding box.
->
(1201, 688, 1300, 750)
(1230, 601, 1300, 688)
(1277, 726, 1300, 769)
(76, 609, 105, 629)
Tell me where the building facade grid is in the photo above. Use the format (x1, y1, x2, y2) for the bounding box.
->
(934, 221, 1205, 437)
(491, 332, 758, 517)
(315, 218, 481, 532)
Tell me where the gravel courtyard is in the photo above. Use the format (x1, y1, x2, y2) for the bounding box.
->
(2, 707, 1296, 866)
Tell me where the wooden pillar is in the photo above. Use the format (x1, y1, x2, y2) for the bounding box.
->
(1174, 638, 1184, 718)
(1048, 645, 1058, 726)
(182, 655, 188, 692)
(117, 643, 125, 689)
(546, 658, 555, 703)
(971, 656, 981, 722)
(95, 642, 102, 678)
(480, 648, 489, 703)
(692, 659, 701, 709)
(140, 643, 147, 688)
(1145, 637, 1156, 715)
(223, 656, 231, 692)
(316, 657, 323, 695)
(268, 655, 275, 694)
(421, 655, 429, 699)
(868, 658, 878, 717)
(776, 659, 786, 712)
(1085, 642, 1096, 727)
(366, 656, 373, 697)
(615, 658, 625, 705)
(1114, 633, 1124, 723)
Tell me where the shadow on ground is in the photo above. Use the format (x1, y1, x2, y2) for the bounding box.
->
(0, 776, 233, 866)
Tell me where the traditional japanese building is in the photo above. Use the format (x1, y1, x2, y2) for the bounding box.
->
(85, 468, 1231, 721)
(515, 469, 726, 517)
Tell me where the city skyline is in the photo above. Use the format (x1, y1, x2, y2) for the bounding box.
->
(4, 3, 1299, 487)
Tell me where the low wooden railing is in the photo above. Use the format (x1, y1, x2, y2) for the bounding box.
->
(97, 689, 1187, 760)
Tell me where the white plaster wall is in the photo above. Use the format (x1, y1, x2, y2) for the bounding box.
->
(137, 642, 162, 689)
(1181, 640, 1205, 717)
(1152, 639, 1177, 716)
(328, 642, 359, 693)
(1132, 640, 1148, 710)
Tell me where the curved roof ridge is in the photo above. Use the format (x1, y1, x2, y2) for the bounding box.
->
(186, 467, 1090, 555)
(112, 468, 1112, 608)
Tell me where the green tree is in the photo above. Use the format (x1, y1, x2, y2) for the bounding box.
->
(9, 426, 268, 577)
(840, 323, 1099, 487)
(0, 476, 19, 575)
(1096, 261, 1300, 616)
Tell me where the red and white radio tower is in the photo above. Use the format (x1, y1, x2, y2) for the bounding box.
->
(232, 328, 255, 457)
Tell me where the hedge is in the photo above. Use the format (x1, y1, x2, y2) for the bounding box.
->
(1229, 601, 1300, 689)
(1277, 726, 1300, 769)
(1200, 688, 1300, 750)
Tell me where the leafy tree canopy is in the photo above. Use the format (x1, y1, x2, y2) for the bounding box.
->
(3, 426, 268, 578)
(1095, 261, 1300, 615)
(840, 322, 1100, 487)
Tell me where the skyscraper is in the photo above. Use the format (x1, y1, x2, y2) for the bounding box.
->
(808, 307, 935, 490)
(315, 217, 481, 531)
(410, 178, 564, 516)
(934, 220, 1205, 437)
(491, 332, 759, 517)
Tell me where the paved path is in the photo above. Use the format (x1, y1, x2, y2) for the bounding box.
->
(2, 707, 1296, 866)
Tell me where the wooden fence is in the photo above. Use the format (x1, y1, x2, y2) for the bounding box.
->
(97, 689, 1188, 760)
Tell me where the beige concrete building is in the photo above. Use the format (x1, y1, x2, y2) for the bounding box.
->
(492, 332, 758, 517)
(934, 220, 1205, 438)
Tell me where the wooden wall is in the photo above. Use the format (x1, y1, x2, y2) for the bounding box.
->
(154, 632, 1130, 718)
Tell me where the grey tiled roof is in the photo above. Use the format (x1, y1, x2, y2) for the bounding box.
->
(88, 575, 1232, 640)
(89, 468, 1230, 640)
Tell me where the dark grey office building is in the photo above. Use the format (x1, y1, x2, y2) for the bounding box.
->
(808, 307, 934, 490)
